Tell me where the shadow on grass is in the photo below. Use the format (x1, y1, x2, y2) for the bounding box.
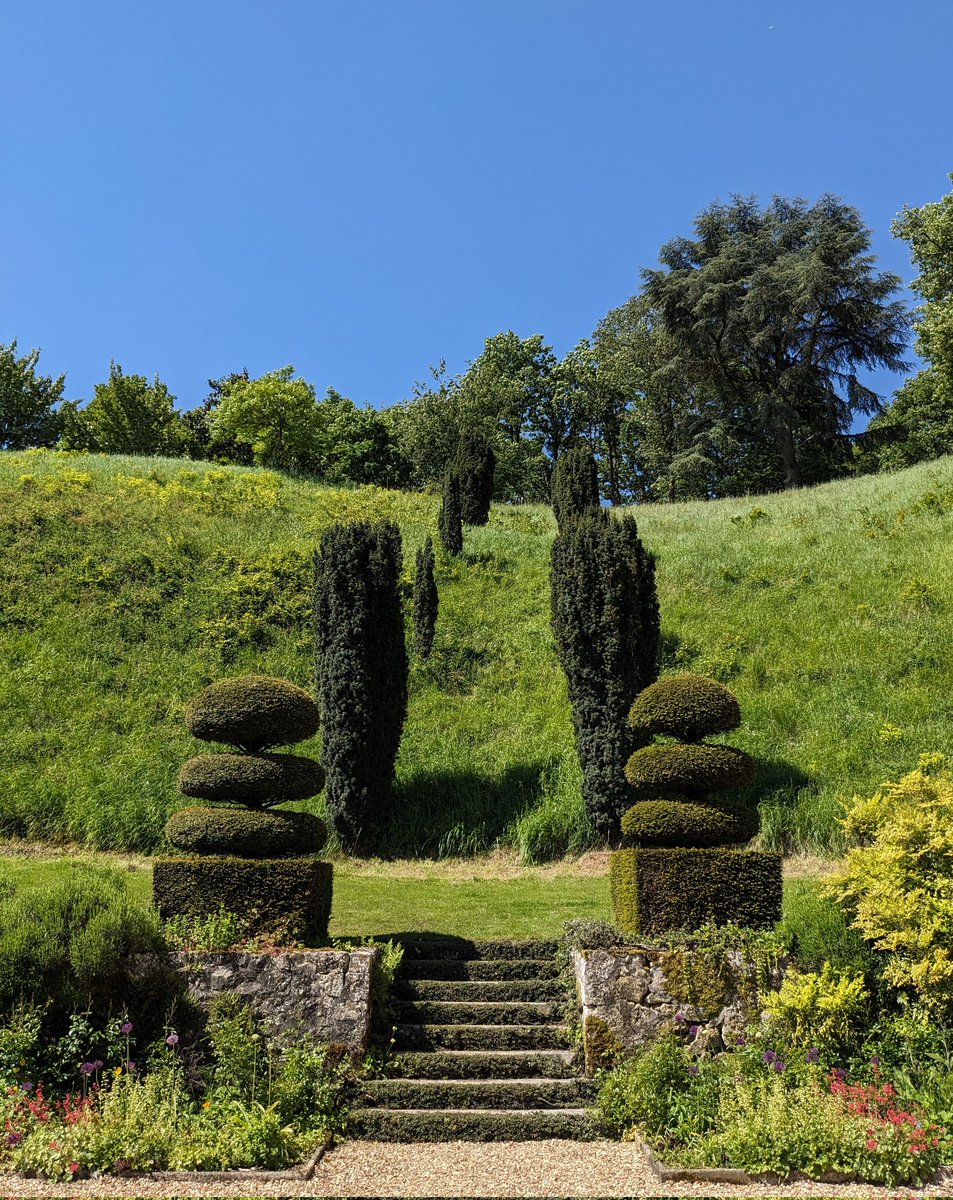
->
(369, 762, 549, 859)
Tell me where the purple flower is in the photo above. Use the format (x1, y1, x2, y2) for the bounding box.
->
(674, 1012, 685, 1023)
(80, 1059, 103, 1076)
(6, 1131, 23, 1147)
(773, 1060, 786, 1073)
(689, 1024, 700, 1037)
(126, 1061, 136, 1072)
(165, 1033, 179, 1047)
(120, 1022, 133, 1035)
(735, 1035, 747, 1047)
(806, 1047, 820, 1064)
(687, 1064, 700, 1076)
(834, 1067, 847, 1081)
(763, 1050, 777, 1065)
(870, 1055, 880, 1069)
(21, 1081, 33, 1092)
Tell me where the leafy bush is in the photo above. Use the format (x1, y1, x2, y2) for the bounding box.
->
(624, 743, 755, 796)
(185, 675, 320, 751)
(762, 964, 870, 1055)
(562, 917, 624, 950)
(165, 805, 326, 857)
(0, 867, 161, 1013)
(628, 673, 742, 743)
(595, 1034, 695, 1138)
(779, 878, 879, 977)
(826, 756, 953, 1015)
(620, 799, 758, 848)
(177, 753, 325, 808)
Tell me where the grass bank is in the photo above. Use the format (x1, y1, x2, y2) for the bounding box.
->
(1, 449, 951, 859)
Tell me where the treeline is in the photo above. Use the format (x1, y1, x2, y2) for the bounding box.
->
(3, 182, 952, 501)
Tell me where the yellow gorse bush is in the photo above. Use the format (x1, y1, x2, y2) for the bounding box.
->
(825, 755, 953, 1012)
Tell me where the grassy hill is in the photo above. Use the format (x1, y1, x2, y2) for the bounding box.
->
(1, 449, 951, 860)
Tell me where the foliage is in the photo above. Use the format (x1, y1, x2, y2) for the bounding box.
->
(628, 673, 741, 742)
(177, 752, 324, 807)
(624, 742, 755, 796)
(0, 867, 161, 1014)
(185, 675, 320, 754)
(550, 446, 600, 531)
(0, 341, 65, 450)
(778, 878, 880, 977)
(209, 366, 319, 471)
(550, 509, 660, 837)
(643, 193, 910, 489)
(620, 799, 757, 848)
(313, 521, 408, 850)
(562, 917, 623, 950)
(61, 362, 180, 456)
(451, 430, 495, 525)
(762, 964, 870, 1054)
(826, 757, 953, 1015)
(162, 905, 254, 952)
(412, 536, 438, 660)
(164, 806, 326, 857)
(437, 470, 463, 556)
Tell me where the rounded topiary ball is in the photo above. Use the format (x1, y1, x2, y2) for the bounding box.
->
(628, 674, 742, 743)
(624, 742, 755, 798)
(185, 676, 319, 752)
(164, 806, 327, 858)
(620, 799, 759, 848)
(178, 753, 325, 808)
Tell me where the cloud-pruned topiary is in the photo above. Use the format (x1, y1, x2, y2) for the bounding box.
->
(165, 806, 326, 858)
(178, 753, 325, 808)
(185, 675, 319, 752)
(612, 673, 780, 935)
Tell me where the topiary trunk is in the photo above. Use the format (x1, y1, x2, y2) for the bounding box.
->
(550, 510, 660, 839)
(314, 520, 409, 850)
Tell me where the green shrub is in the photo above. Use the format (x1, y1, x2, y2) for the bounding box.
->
(452, 430, 495, 526)
(551, 447, 599, 531)
(562, 917, 623, 950)
(610, 846, 782, 937)
(624, 742, 754, 797)
(762, 963, 870, 1055)
(628, 674, 741, 743)
(152, 856, 333, 943)
(164, 806, 326, 858)
(313, 520, 408, 851)
(620, 799, 758, 848)
(550, 510, 660, 837)
(413, 535, 438, 660)
(177, 752, 324, 807)
(438, 471, 463, 556)
(0, 866, 161, 1013)
(779, 878, 879, 977)
(594, 1034, 692, 1138)
(185, 675, 319, 752)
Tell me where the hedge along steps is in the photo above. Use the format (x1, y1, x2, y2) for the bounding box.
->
(351, 939, 593, 1143)
(395, 938, 559, 960)
(398, 957, 560, 981)
(395, 978, 565, 1002)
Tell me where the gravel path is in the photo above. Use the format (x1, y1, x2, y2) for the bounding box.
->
(2, 1141, 952, 1199)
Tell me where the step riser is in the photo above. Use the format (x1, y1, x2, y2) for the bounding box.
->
(395, 1000, 563, 1026)
(394, 1024, 571, 1052)
(364, 1079, 595, 1110)
(400, 959, 559, 981)
(391, 1051, 579, 1079)
(396, 979, 564, 1003)
(397, 940, 558, 961)
(348, 1109, 597, 1142)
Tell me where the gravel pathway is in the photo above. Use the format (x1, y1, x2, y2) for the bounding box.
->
(2, 1141, 953, 1198)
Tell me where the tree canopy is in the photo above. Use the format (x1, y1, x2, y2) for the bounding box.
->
(643, 194, 911, 488)
(61, 362, 179, 455)
(0, 341, 65, 450)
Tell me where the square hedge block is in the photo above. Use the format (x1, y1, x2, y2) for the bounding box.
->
(153, 856, 332, 944)
(610, 846, 782, 938)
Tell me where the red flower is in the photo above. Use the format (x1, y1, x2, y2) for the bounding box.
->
(866, 1138, 879, 1150)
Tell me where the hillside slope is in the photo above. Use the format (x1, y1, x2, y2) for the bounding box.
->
(1, 450, 951, 858)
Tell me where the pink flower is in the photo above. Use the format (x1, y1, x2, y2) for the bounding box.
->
(866, 1138, 879, 1150)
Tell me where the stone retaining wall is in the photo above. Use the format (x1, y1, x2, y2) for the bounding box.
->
(130, 947, 379, 1051)
(571, 945, 784, 1073)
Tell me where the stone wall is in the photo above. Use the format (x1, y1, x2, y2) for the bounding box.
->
(130, 947, 379, 1051)
(572, 945, 784, 1074)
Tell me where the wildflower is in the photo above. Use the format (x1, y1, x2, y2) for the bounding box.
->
(69, 1162, 80, 1176)
(806, 1047, 820, 1064)
(687, 1065, 700, 1076)
(763, 1050, 777, 1065)
(79, 1060, 102, 1076)
(165, 1033, 179, 1047)
(202, 1100, 211, 1109)
(21, 1081, 34, 1092)
(6, 1131, 23, 1147)
(866, 1138, 878, 1150)
(114, 1066, 123, 1076)
(870, 1055, 880, 1069)
(674, 1012, 685, 1023)
(126, 1061, 136, 1072)
(120, 1022, 133, 1035)
(689, 1024, 700, 1037)
(834, 1067, 847, 1081)
(773, 1060, 786, 1072)
(735, 1035, 747, 1046)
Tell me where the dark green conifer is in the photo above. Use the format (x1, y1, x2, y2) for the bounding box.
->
(413, 536, 438, 661)
(551, 446, 600, 531)
(438, 472, 464, 556)
(550, 510, 660, 838)
(313, 521, 408, 849)
(452, 430, 495, 525)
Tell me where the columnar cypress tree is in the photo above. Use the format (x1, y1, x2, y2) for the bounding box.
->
(452, 430, 495, 525)
(413, 536, 438, 661)
(438, 472, 464, 556)
(313, 521, 408, 849)
(551, 446, 600, 531)
(550, 510, 660, 838)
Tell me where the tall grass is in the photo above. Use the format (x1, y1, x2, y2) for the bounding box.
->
(1, 448, 951, 859)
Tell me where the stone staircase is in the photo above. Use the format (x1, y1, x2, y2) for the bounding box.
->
(348, 938, 597, 1141)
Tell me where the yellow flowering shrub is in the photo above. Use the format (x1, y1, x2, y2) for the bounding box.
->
(825, 756, 953, 1013)
(762, 963, 869, 1050)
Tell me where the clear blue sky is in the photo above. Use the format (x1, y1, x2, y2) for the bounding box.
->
(3, 0, 951, 414)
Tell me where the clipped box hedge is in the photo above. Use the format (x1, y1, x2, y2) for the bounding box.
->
(609, 847, 782, 938)
(153, 856, 333, 943)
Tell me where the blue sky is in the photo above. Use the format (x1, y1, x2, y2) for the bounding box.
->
(3, 0, 952, 415)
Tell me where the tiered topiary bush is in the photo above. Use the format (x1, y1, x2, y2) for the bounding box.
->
(153, 675, 332, 942)
(610, 673, 782, 937)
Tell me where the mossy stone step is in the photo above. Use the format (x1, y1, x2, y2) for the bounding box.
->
(399, 957, 559, 981)
(395, 978, 564, 1003)
(394, 1023, 571, 1052)
(347, 1107, 597, 1142)
(394, 1000, 563, 1026)
(392, 1049, 579, 1079)
(364, 1077, 595, 1110)
(396, 938, 559, 961)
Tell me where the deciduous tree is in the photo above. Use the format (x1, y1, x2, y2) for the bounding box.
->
(0, 341, 65, 449)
